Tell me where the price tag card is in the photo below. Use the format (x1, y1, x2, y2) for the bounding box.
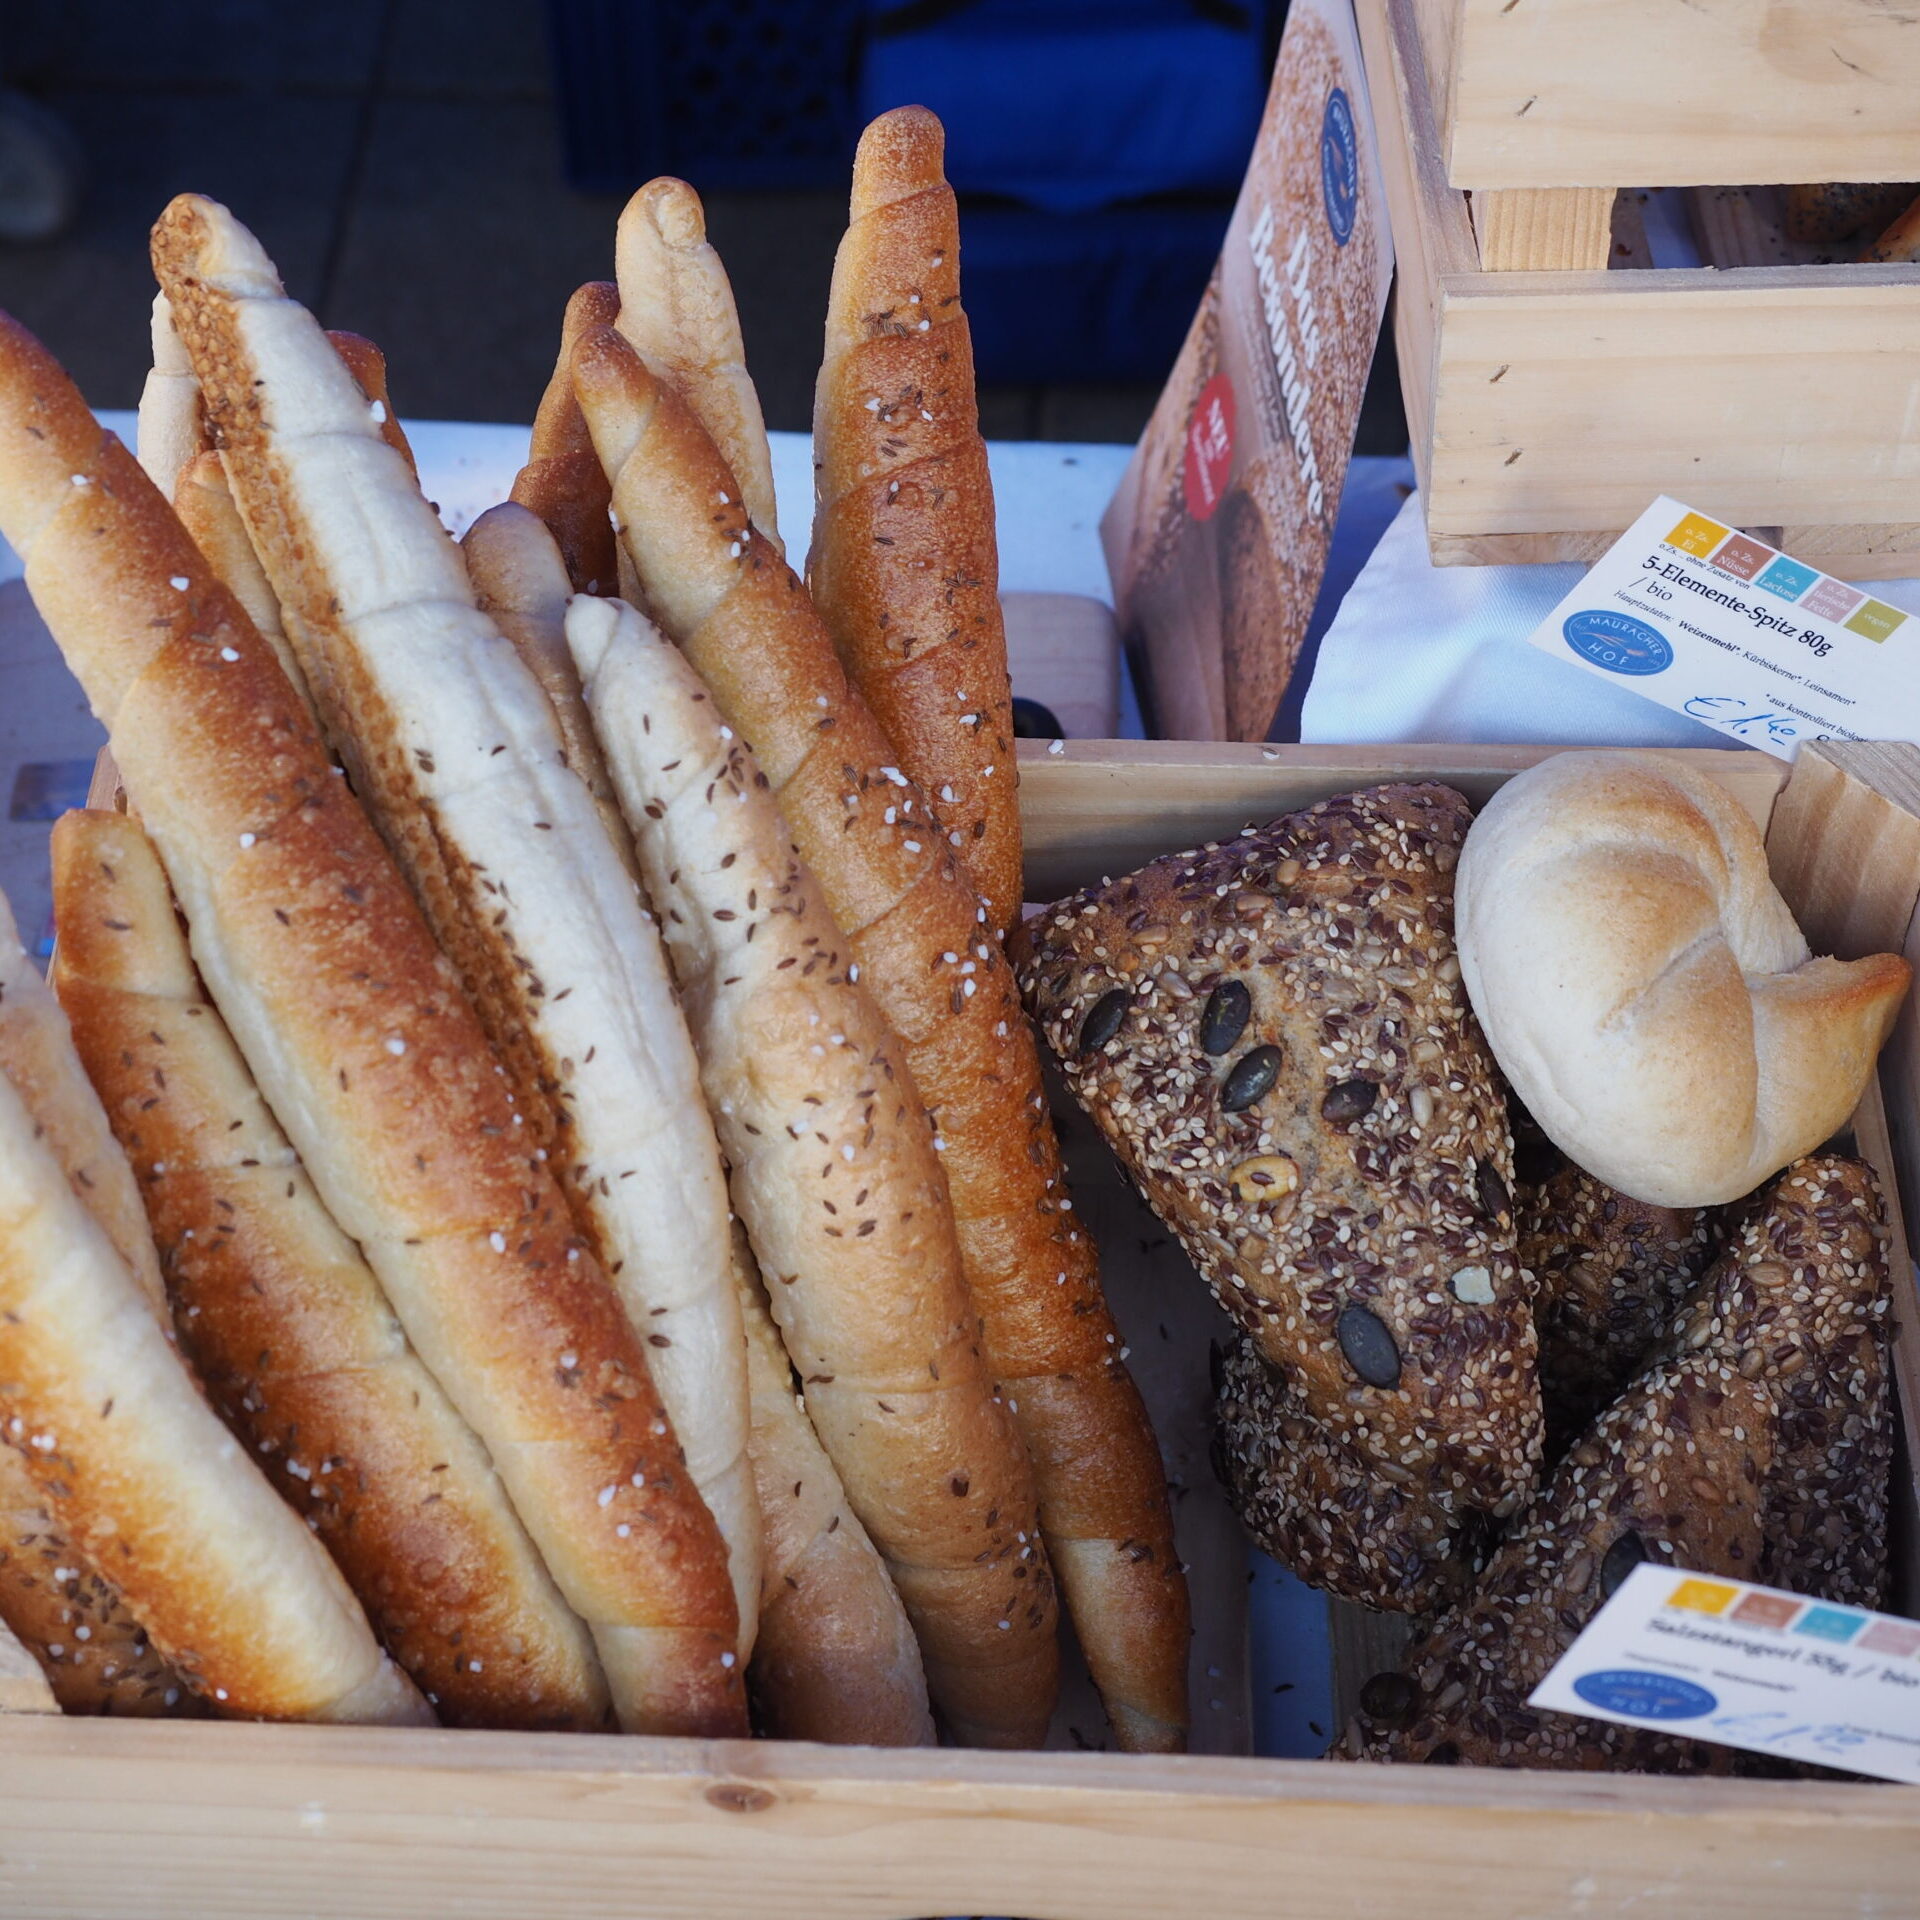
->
(1526, 497, 1920, 761)
(1529, 1562, 1920, 1782)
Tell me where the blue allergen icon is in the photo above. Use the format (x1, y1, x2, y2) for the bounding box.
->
(1562, 609, 1674, 677)
(1573, 1670, 1718, 1721)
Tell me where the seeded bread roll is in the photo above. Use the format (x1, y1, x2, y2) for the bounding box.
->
(810, 108, 1019, 937)
(728, 1226, 934, 1746)
(1344, 1154, 1891, 1770)
(0, 887, 427, 1724)
(53, 808, 610, 1729)
(1213, 1331, 1476, 1612)
(511, 282, 620, 596)
(1517, 1149, 1722, 1453)
(574, 332, 1190, 1754)
(1020, 786, 1543, 1534)
(151, 194, 759, 1709)
(461, 503, 633, 874)
(1862, 192, 1920, 263)
(569, 593, 1053, 1748)
(0, 305, 742, 1737)
(324, 330, 417, 476)
(616, 180, 779, 550)
(1456, 751, 1909, 1208)
(1784, 181, 1917, 245)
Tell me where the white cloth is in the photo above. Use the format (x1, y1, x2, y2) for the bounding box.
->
(1302, 490, 1920, 750)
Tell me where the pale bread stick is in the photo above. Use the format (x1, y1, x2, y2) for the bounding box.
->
(512, 282, 620, 595)
(326, 330, 418, 477)
(135, 294, 205, 500)
(574, 332, 1190, 1752)
(570, 591, 1051, 1746)
(616, 179, 779, 551)
(150, 195, 759, 1705)
(54, 808, 611, 1730)
(461, 502, 634, 875)
(728, 1226, 933, 1746)
(0, 304, 741, 1739)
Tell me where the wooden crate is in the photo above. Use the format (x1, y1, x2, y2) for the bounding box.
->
(1359, 0, 1920, 575)
(5, 736, 1920, 1919)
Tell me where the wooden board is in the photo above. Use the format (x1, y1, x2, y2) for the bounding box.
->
(1472, 187, 1616, 272)
(3, 737, 1918, 1920)
(1442, 0, 1920, 191)
(1363, 0, 1920, 572)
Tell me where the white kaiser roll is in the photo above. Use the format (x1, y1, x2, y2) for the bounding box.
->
(1456, 751, 1910, 1208)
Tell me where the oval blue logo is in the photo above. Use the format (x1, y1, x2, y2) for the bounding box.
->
(1573, 1669, 1717, 1721)
(1320, 88, 1358, 247)
(1563, 609, 1674, 677)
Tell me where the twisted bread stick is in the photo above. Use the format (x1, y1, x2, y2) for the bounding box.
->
(574, 333, 1190, 1751)
(54, 809, 610, 1729)
(512, 282, 620, 595)
(151, 195, 760, 1701)
(0, 302, 741, 1737)
(811, 108, 1019, 937)
(571, 593, 1047, 1745)
(616, 180, 779, 551)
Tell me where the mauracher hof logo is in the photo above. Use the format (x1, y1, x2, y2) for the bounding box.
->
(1563, 608, 1674, 677)
(1319, 87, 1358, 247)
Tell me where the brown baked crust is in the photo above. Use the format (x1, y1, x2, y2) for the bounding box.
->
(1214, 1331, 1475, 1612)
(1783, 181, 1917, 244)
(53, 808, 611, 1730)
(325, 330, 417, 476)
(574, 329, 1191, 1752)
(0, 300, 742, 1736)
(1020, 785, 1543, 1535)
(810, 107, 1021, 940)
(571, 594, 1054, 1747)
(511, 282, 620, 594)
(1344, 1154, 1891, 1769)
(1862, 191, 1920, 262)
(1517, 1150, 1722, 1452)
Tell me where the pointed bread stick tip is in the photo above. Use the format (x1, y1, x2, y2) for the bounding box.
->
(635, 175, 708, 251)
(852, 105, 947, 220)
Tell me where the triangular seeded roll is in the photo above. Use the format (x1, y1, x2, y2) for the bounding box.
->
(810, 107, 1019, 939)
(570, 593, 1051, 1748)
(149, 194, 759, 1701)
(0, 305, 742, 1738)
(53, 808, 610, 1729)
(1344, 1154, 1892, 1770)
(573, 333, 1191, 1753)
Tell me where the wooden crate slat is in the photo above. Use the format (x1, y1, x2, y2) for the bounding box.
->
(1445, 0, 1920, 191)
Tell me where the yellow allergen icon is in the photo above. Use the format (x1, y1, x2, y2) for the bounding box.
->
(1666, 1578, 1739, 1615)
(1665, 512, 1730, 559)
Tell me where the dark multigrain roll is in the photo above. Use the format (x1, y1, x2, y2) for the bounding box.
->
(1018, 784, 1544, 1602)
(1213, 1330, 1480, 1611)
(1517, 1147, 1724, 1454)
(1341, 1154, 1892, 1770)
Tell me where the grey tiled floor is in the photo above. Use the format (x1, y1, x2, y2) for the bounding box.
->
(0, 0, 1167, 441)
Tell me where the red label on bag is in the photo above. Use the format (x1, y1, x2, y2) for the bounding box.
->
(1183, 374, 1235, 522)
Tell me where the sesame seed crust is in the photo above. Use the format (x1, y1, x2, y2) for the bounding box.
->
(1517, 1146, 1724, 1455)
(1018, 784, 1543, 1604)
(1341, 1153, 1892, 1771)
